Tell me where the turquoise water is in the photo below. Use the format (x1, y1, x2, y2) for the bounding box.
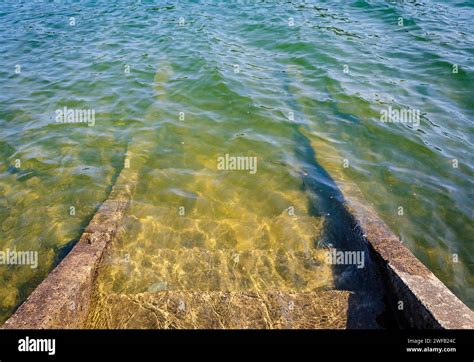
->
(0, 0, 473, 325)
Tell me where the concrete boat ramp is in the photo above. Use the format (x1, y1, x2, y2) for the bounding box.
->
(2, 156, 473, 330)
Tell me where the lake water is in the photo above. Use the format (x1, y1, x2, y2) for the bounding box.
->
(0, 0, 473, 325)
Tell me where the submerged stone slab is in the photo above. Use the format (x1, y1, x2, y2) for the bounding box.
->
(96, 247, 333, 295)
(86, 290, 351, 329)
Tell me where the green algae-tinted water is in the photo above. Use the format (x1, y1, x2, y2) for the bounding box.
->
(0, 0, 473, 325)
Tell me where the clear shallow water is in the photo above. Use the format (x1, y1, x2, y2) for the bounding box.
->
(0, 0, 473, 324)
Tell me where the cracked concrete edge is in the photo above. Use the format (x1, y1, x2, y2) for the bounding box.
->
(339, 181, 474, 329)
(1, 164, 137, 329)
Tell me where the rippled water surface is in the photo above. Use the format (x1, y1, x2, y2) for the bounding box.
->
(0, 0, 473, 325)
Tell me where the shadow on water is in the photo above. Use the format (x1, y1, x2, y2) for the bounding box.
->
(281, 74, 395, 329)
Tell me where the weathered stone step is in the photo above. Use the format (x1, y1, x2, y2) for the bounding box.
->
(96, 247, 333, 295)
(86, 290, 351, 329)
